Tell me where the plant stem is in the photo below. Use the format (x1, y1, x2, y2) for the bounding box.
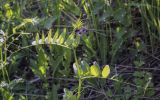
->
(77, 78, 82, 100)
(4, 39, 10, 83)
(0, 48, 5, 81)
(73, 49, 82, 100)
(73, 49, 81, 76)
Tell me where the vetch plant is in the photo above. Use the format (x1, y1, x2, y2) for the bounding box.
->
(72, 60, 110, 99)
(0, 0, 157, 99)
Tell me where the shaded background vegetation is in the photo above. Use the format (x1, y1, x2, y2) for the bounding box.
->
(0, 0, 160, 99)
